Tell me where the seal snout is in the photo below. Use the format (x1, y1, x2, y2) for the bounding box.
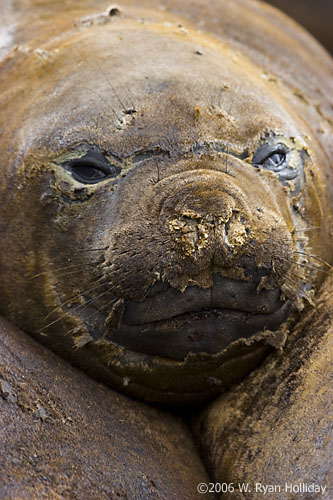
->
(101, 164, 294, 362)
(161, 177, 251, 261)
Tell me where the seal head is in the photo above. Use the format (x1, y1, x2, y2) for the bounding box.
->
(0, 3, 332, 403)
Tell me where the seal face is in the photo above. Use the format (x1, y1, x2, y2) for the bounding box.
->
(0, 2, 332, 403)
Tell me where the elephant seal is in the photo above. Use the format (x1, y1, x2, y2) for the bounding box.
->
(0, 0, 332, 404)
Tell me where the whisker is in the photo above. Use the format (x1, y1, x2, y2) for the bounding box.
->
(279, 255, 331, 275)
(79, 85, 123, 122)
(121, 84, 136, 111)
(217, 85, 224, 108)
(67, 298, 116, 337)
(31, 261, 102, 279)
(43, 280, 107, 321)
(223, 88, 238, 176)
(36, 287, 111, 333)
(283, 274, 301, 290)
(98, 65, 127, 112)
(290, 260, 331, 275)
(84, 54, 130, 113)
(53, 268, 104, 279)
(293, 251, 331, 269)
(286, 269, 309, 282)
(283, 275, 314, 303)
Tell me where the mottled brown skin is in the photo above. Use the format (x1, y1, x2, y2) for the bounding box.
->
(0, 316, 212, 500)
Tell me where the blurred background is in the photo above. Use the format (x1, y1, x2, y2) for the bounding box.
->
(264, 0, 333, 54)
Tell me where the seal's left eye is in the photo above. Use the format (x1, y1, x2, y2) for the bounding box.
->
(63, 150, 121, 184)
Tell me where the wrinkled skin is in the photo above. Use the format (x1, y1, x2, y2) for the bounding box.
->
(0, 0, 332, 405)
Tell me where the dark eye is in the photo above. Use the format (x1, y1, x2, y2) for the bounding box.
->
(63, 149, 121, 184)
(260, 151, 286, 171)
(252, 143, 288, 172)
(252, 137, 305, 193)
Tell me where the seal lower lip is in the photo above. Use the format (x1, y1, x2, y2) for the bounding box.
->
(106, 275, 291, 360)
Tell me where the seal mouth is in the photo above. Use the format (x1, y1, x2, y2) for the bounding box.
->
(108, 274, 291, 361)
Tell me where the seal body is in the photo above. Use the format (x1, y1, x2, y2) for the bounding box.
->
(193, 269, 333, 498)
(0, 0, 332, 403)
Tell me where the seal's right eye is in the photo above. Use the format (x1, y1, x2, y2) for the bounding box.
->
(63, 149, 121, 184)
(260, 151, 286, 171)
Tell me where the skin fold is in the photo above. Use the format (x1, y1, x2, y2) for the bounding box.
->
(0, 316, 213, 499)
(0, 0, 332, 497)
